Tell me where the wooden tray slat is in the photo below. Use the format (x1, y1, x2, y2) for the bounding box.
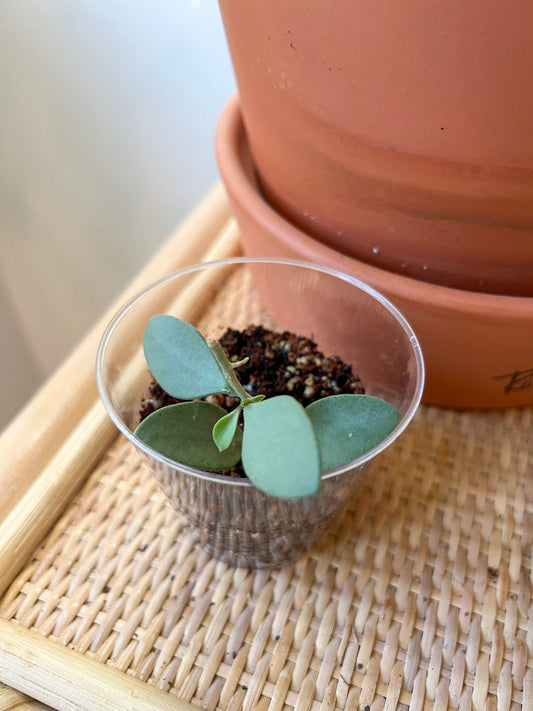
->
(0, 622, 198, 711)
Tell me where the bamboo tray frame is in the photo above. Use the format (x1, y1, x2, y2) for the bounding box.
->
(0, 184, 532, 711)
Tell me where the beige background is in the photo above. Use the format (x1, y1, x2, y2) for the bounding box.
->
(0, 1, 235, 429)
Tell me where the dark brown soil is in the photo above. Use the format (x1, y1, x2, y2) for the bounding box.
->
(139, 325, 364, 477)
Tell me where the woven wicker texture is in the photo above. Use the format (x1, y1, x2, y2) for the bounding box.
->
(1, 271, 532, 711)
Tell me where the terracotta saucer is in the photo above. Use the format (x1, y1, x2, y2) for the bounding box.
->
(216, 95, 533, 409)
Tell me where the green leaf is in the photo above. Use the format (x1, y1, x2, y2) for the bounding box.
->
(242, 396, 321, 498)
(213, 407, 241, 452)
(143, 315, 229, 399)
(306, 394, 401, 470)
(134, 401, 242, 471)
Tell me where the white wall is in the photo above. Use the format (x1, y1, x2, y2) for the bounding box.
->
(0, 1, 236, 429)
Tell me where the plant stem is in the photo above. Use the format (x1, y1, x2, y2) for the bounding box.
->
(209, 341, 249, 401)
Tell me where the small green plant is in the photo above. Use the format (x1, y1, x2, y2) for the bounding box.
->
(135, 316, 401, 499)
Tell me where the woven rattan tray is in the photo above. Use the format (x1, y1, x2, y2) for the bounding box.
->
(0, 186, 532, 711)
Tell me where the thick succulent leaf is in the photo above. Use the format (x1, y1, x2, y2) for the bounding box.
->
(306, 394, 401, 470)
(242, 396, 321, 498)
(143, 315, 229, 399)
(134, 401, 242, 471)
(213, 407, 241, 452)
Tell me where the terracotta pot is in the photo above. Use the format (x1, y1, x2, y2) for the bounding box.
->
(217, 1, 533, 296)
(216, 95, 533, 409)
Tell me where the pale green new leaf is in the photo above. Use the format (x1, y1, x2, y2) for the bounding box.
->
(143, 315, 229, 399)
(135, 401, 242, 471)
(213, 407, 241, 452)
(242, 396, 321, 498)
(306, 394, 401, 470)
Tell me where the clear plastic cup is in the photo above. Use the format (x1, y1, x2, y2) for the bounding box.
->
(96, 258, 424, 568)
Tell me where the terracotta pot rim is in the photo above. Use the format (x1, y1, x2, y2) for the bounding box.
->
(217, 94, 533, 317)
